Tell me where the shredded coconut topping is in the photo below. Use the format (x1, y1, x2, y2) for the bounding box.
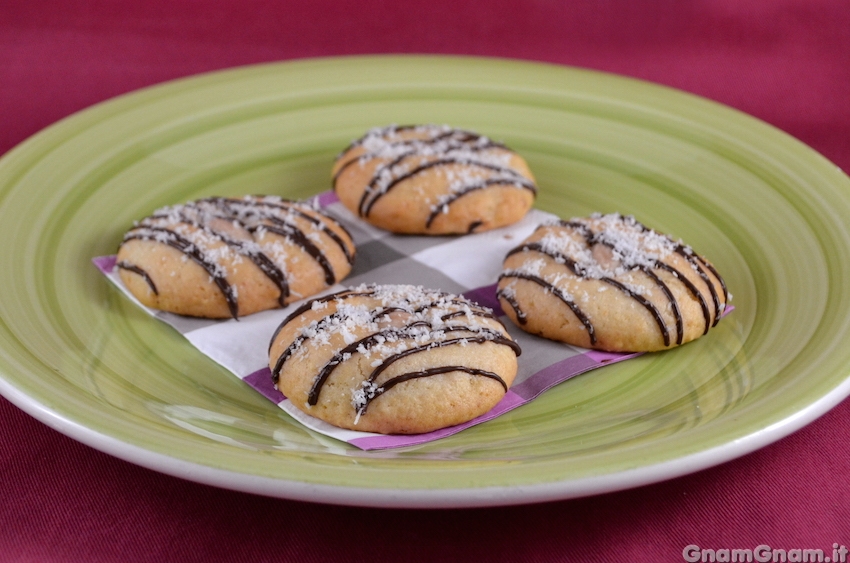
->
(355, 125, 508, 165)
(120, 195, 353, 318)
(270, 283, 515, 416)
(536, 214, 683, 280)
(124, 196, 326, 281)
(339, 125, 536, 220)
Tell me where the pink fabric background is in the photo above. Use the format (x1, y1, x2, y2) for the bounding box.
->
(2, 1, 848, 561)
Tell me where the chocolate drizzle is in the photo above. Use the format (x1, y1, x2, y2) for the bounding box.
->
(266, 288, 372, 354)
(333, 125, 504, 180)
(424, 178, 536, 229)
(247, 222, 336, 286)
(677, 247, 724, 328)
(353, 336, 514, 416)
(268, 285, 521, 418)
(500, 241, 674, 346)
(216, 197, 356, 265)
(118, 196, 354, 319)
(497, 271, 597, 345)
(497, 214, 728, 349)
(304, 327, 514, 407)
(123, 225, 240, 318)
(116, 260, 158, 296)
(358, 158, 536, 218)
(615, 216, 726, 330)
(333, 125, 537, 229)
(359, 366, 507, 415)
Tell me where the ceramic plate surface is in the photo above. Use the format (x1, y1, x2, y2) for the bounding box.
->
(1, 55, 849, 508)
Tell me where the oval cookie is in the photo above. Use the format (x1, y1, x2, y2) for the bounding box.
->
(116, 196, 356, 319)
(269, 284, 521, 434)
(332, 124, 537, 235)
(497, 214, 729, 352)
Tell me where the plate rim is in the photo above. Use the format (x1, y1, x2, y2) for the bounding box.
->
(5, 367, 848, 508)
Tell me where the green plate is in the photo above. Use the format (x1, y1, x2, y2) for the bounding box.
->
(2, 55, 849, 508)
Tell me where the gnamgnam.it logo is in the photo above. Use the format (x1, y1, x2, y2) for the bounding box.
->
(682, 544, 849, 563)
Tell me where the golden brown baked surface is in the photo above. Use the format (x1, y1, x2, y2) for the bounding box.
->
(497, 214, 728, 352)
(269, 284, 521, 434)
(332, 124, 537, 235)
(116, 196, 355, 319)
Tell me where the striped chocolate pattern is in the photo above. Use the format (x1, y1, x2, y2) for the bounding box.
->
(269, 285, 521, 417)
(498, 214, 728, 349)
(118, 196, 355, 319)
(333, 125, 537, 233)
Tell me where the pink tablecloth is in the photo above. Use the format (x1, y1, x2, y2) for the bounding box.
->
(2, 1, 849, 561)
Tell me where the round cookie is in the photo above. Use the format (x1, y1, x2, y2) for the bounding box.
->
(332, 124, 537, 235)
(116, 196, 356, 319)
(497, 214, 729, 352)
(269, 284, 521, 434)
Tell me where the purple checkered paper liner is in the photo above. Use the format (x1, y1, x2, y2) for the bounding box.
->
(94, 191, 645, 451)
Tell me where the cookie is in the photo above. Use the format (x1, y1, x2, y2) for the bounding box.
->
(115, 196, 356, 319)
(268, 284, 521, 434)
(497, 214, 729, 352)
(332, 124, 537, 235)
